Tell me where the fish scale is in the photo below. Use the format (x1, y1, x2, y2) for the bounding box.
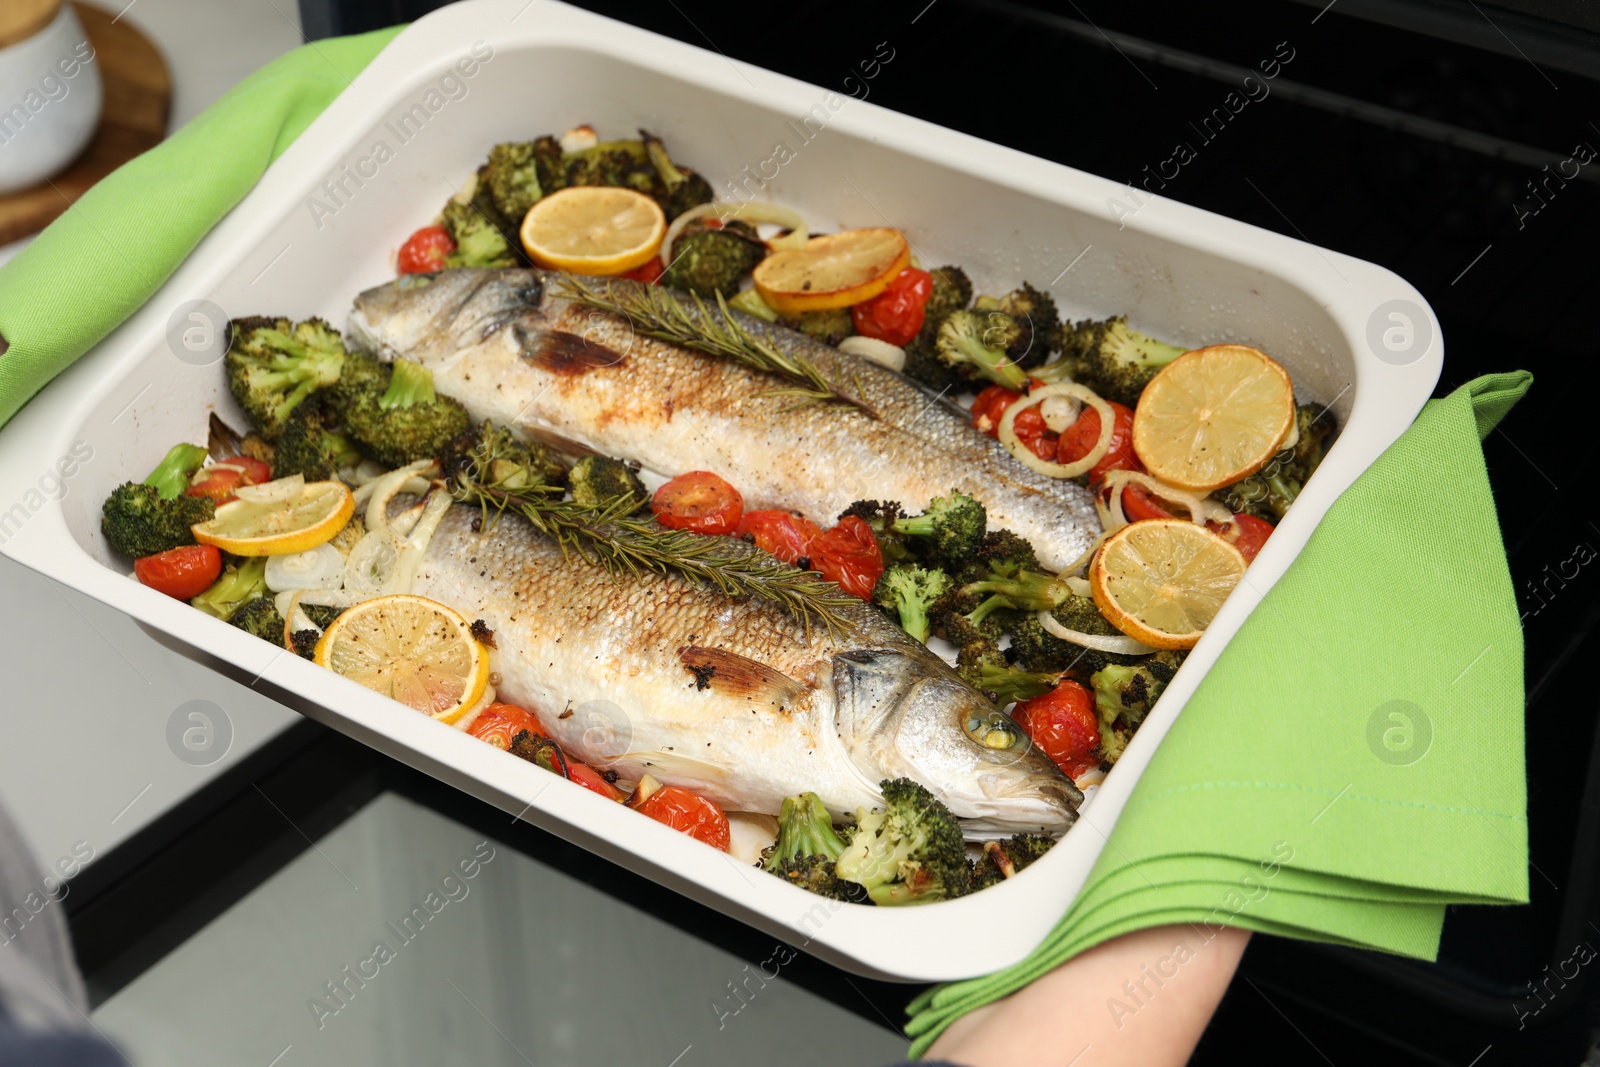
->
(350, 269, 1101, 572)
(409, 499, 1080, 835)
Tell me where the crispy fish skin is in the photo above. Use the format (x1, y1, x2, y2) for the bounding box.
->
(410, 499, 1080, 835)
(350, 269, 1100, 572)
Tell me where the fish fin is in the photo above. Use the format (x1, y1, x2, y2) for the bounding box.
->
(621, 749, 736, 793)
(678, 646, 808, 707)
(516, 324, 627, 374)
(519, 423, 599, 459)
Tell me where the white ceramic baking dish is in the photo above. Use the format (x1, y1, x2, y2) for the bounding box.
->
(0, 0, 1442, 981)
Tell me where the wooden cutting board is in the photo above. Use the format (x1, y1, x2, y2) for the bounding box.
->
(0, 2, 169, 246)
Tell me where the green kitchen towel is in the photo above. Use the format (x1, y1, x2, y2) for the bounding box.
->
(0, 27, 401, 430)
(0, 26, 1534, 1058)
(906, 371, 1533, 1055)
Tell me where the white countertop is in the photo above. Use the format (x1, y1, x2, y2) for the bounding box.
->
(0, 0, 306, 870)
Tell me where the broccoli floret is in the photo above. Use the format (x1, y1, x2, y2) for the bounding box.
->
(441, 198, 516, 270)
(901, 266, 973, 394)
(641, 129, 714, 219)
(776, 307, 854, 347)
(727, 288, 779, 322)
(762, 792, 849, 871)
(973, 528, 1038, 578)
(568, 455, 646, 512)
(564, 139, 657, 193)
(872, 563, 953, 644)
(936, 309, 1029, 391)
(440, 421, 567, 496)
(101, 483, 214, 558)
(970, 834, 1056, 891)
(1042, 316, 1187, 406)
(960, 566, 1073, 612)
(326, 347, 389, 412)
(1008, 596, 1145, 678)
(660, 220, 765, 298)
(142, 443, 209, 500)
(272, 401, 361, 482)
(484, 141, 544, 223)
(339, 358, 470, 467)
(891, 490, 987, 568)
(229, 595, 286, 642)
(838, 499, 911, 563)
(835, 778, 969, 906)
(956, 639, 1059, 708)
(302, 603, 343, 630)
(1218, 404, 1336, 521)
(290, 630, 320, 659)
(768, 855, 866, 902)
(191, 556, 268, 620)
(973, 282, 1060, 367)
(225, 317, 348, 441)
(938, 587, 1017, 648)
(1090, 650, 1186, 729)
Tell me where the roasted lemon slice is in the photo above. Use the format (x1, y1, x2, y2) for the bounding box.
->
(314, 594, 490, 723)
(752, 228, 910, 314)
(190, 476, 353, 556)
(1131, 344, 1295, 492)
(1089, 518, 1247, 650)
(519, 186, 666, 275)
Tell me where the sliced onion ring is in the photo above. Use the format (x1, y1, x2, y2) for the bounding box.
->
(1100, 470, 1233, 527)
(660, 202, 809, 268)
(998, 383, 1115, 479)
(837, 335, 905, 371)
(1037, 610, 1157, 655)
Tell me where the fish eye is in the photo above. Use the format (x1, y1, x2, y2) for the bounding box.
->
(967, 711, 1022, 750)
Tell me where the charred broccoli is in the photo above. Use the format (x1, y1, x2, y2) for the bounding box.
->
(936, 309, 1029, 390)
(762, 792, 862, 903)
(142, 443, 209, 500)
(568, 455, 646, 512)
(327, 347, 390, 412)
(900, 265, 974, 394)
(484, 141, 545, 224)
(441, 421, 567, 496)
(225, 317, 347, 441)
(872, 563, 953, 644)
(960, 565, 1074, 612)
(973, 282, 1060, 367)
(956, 639, 1059, 708)
(1217, 404, 1336, 521)
(891, 489, 987, 567)
(776, 307, 854, 347)
(272, 401, 361, 482)
(835, 778, 969, 906)
(338, 358, 470, 467)
(1090, 650, 1186, 728)
(1008, 594, 1145, 678)
(660, 219, 765, 298)
(441, 197, 516, 270)
(228, 595, 286, 642)
(191, 556, 268, 620)
(101, 483, 214, 558)
(970, 834, 1056, 891)
(973, 528, 1040, 577)
(1045, 316, 1186, 406)
(642, 129, 714, 219)
(564, 139, 657, 193)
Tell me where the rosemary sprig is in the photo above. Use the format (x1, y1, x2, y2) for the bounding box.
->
(557, 276, 876, 417)
(447, 427, 858, 635)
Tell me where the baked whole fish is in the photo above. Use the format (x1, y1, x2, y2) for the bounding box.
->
(407, 497, 1081, 834)
(350, 268, 1100, 572)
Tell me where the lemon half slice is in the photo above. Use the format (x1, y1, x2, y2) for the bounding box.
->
(314, 594, 490, 723)
(752, 228, 910, 314)
(191, 477, 353, 556)
(519, 186, 666, 275)
(1131, 344, 1295, 492)
(1089, 518, 1247, 650)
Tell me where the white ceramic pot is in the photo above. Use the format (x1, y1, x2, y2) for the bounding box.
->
(0, 5, 101, 195)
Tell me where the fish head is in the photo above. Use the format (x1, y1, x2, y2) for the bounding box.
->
(348, 267, 546, 366)
(832, 650, 1081, 836)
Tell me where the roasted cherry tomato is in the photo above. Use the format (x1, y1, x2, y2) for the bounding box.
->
(634, 785, 731, 850)
(567, 761, 626, 802)
(135, 544, 223, 600)
(621, 258, 665, 284)
(1011, 680, 1101, 780)
(398, 225, 456, 274)
(1058, 401, 1142, 482)
(1207, 513, 1273, 564)
(1117, 482, 1178, 523)
(651, 471, 744, 534)
(851, 267, 934, 347)
(467, 702, 547, 750)
(971, 385, 1057, 460)
(971, 385, 1022, 436)
(808, 515, 885, 599)
(735, 509, 822, 565)
(186, 457, 272, 505)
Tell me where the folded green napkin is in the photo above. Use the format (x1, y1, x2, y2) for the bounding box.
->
(0, 30, 1533, 1059)
(907, 370, 1532, 1053)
